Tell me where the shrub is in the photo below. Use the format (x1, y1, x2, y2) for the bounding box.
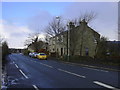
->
(23, 49, 30, 55)
(2, 41, 9, 66)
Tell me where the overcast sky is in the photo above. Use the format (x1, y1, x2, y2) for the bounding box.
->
(1, 2, 118, 49)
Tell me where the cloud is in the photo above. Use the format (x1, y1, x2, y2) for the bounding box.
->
(27, 10, 53, 33)
(61, 2, 118, 41)
(0, 19, 33, 48)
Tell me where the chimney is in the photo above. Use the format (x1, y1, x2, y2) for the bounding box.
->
(68, 22, 75, 29)
(79, 19, 87, 25)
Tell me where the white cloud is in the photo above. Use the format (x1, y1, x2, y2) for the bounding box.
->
(27, 10, 52, 32)
(62, 2, 118, 41)
(2, 0, 119, 2)
(0, 19, 33, 48)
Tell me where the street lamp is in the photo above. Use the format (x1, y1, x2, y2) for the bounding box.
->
(67, 24, 70, 62)
(55, 16, 60, 58)
(56, 16, 70, 61)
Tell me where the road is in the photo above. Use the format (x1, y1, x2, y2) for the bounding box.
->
(5, 53, 119, 89)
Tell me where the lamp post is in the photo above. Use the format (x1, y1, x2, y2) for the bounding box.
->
(67, 25, 70, 62)
(55, 16, 60, 58)
(56, 16, 70, 61)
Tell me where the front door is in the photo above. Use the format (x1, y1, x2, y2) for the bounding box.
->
(61, 48, 63, 56)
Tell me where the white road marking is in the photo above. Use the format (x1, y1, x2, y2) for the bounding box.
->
(28, 59, 53, 68)
(40, 63, 53, 68)
(19, 70, 28, 79)
(33, 85, 39, 90)
(93, 81, 119, 90)
(83, 67, 108, 72)
(62, 61, 112, 72)
(100, 70, 109, 72)
(15, 64, 19, 68)
(58, 68, 86, 78)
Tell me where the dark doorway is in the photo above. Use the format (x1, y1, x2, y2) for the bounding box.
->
(61, 48, 63, 56)
(85, 48, 89, 56)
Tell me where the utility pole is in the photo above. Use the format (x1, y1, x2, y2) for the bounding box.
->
(67, 25, 70, 62)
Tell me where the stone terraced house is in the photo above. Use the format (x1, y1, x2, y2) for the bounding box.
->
(49, 20, 100, 58)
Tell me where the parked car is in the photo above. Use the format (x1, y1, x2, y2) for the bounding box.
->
(29, 52, 33, 57)
(29, 52, 38, 58)
(36, 53, 47, 60)
(33, 52, 38, 58)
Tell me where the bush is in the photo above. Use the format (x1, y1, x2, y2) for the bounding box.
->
(23, 49, 30, 55)
(2, 41, 9, 66)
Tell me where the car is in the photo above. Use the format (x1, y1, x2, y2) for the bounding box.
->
(29, 52, 33, 57)
(36, 53, 47, 60)
(29, 52, 38, 58)
(33, 52, 38, 58)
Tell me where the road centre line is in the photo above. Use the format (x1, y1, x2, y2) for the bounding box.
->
(58, 68, 86, 78)
(26, 59, 53, 68)
(93, 81, 119, 90)
(19, 70, 28, 79)
(33, 85, 39, 90)
(15, 64, 19, 68)
(39, 63, 53, 68)
(82, 67, 108, 72)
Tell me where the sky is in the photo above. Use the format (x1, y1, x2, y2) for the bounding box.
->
(1, 2, 118, 49)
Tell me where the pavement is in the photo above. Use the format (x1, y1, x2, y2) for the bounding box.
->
(2, 53, 120, 89)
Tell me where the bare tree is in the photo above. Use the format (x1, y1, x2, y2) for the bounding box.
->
(25, 33, 46, 52)
(24, 33, 39, 46)
(78, 11, 97, 24)
(118, 17, 120, 41)
(0, 35, 4, 44)
(44, 34, 50, 43)
(45, 16, 66, 37)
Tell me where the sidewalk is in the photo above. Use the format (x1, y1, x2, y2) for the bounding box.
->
(49, 57, 120, 72)
(1, 65, 7, 90)
(61, 61, 120, 72)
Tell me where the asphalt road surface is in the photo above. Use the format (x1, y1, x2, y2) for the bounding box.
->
(5, 53, 120, 89)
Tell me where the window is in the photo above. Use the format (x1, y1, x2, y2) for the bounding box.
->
(57, 37, 59, 40)
(53, 49, 54, 51)
(93, 37, 97, 44)
(52, 38, 55, 44)
(61, 35, 63, 42)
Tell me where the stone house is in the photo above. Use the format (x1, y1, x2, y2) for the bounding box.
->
(27, 41, 48, 52)
(49, 20, 100, 58)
